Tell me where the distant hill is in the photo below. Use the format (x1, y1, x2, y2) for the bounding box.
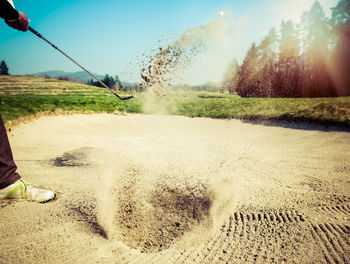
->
(33, 70, 138, 88)
(33, 70, 105, 83)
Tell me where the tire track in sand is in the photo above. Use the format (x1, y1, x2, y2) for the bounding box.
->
(144, 208, 308, 264)
(307, 202, 350, 264)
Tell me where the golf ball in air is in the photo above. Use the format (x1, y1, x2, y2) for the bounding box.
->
(219, 11, 224, 17)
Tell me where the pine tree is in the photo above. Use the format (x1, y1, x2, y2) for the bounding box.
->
(257, 28, 278, 97)
(278, 20, 300, 97)
(0, 60, 9, 75)
(222, 59, 239, 94)
(114, 75, 123, 90)
(331, 0, 350, 26)
(236, 43, 259, 97)
(299, 1, 334, 97)
(102, 74, 116, 89)
(330, 0, 350, 96)
(86, 79, 94, 86)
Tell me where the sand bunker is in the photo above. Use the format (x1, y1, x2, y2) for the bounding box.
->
(0, 114, 349, 264)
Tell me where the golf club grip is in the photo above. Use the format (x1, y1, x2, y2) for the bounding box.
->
(29, 26, 41, 38)
(29, 26, 59, 50)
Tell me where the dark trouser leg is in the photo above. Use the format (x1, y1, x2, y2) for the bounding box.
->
(0, 114, 21, 189)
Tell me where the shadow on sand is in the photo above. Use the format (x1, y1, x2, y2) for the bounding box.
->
(238, 116, 350, 133)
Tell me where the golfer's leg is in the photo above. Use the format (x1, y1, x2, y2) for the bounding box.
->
(0, 114, 21, 189)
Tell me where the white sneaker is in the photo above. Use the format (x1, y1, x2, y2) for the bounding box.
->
(0, 179, 55, 203)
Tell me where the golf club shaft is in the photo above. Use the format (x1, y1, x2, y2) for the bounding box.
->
(28, 26, 133, 101)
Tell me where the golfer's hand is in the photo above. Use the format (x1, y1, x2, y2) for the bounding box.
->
(5, 11, 30, 32)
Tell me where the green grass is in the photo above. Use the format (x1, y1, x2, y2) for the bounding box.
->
(0, 94, 141, 122)
(139, 91, 350, 126)
(1, 76, 349, 126)
(0, 75, 141, 123)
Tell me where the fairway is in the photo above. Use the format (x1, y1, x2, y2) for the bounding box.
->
(1, 76, 350, 127)
(0, 114, 349, 263)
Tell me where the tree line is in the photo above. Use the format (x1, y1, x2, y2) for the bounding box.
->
(223, 0, 350, 98)
(86, 75, 142, 92)
(87, 74, 121, 89)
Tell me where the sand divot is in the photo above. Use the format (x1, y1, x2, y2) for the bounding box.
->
(51, 147, 93, 167)
(95, 148, 240, 253)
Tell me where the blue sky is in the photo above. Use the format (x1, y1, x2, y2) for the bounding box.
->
(0, 0, 338, 84)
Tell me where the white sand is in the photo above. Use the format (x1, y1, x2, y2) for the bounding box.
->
(1, 114, 349, 263)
